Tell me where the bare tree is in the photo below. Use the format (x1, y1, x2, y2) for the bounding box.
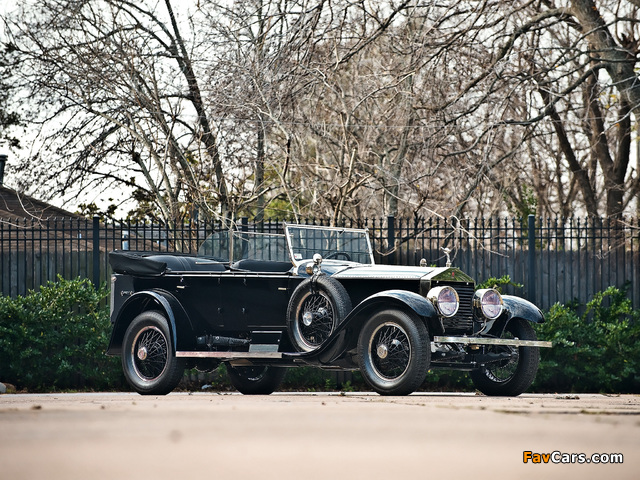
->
(2, 0, 639, 224)
(513, 0, 640, 219)
(4, 0, 232, 225)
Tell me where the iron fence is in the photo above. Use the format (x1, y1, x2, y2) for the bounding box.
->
(0, 215, 638, 310)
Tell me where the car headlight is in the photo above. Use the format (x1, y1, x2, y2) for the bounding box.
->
(427, 286, 459, 317)
(474, 289, 504, 319)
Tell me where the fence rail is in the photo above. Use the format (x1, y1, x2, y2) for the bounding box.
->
(1, 215, 638, 310)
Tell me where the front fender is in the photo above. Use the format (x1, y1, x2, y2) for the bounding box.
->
(502, 295, 544, 324)
(106, 289, 196, 355)
(485, 295, 544, 338)
(348, 290, 438, 321)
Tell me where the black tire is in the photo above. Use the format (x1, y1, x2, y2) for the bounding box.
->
(121, 310, 185, 395)
(287, 276, 352, 352)
(470, 318, 540, 396)
(226, 364, 287, 395)
(357, 309, 430, 396)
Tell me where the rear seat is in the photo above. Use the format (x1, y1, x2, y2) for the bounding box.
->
(146, 255, 227, 272)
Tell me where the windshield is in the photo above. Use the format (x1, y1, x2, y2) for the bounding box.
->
(285, 224, 374, 266)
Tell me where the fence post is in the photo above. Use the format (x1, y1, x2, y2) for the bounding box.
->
(92, 216, 100, 288)
(527, 214, 536, 304)
(387, 215, 396, 265)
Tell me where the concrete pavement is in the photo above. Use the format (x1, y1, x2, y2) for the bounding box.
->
(0, 392, 638, 479)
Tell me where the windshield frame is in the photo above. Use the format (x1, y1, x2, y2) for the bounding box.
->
(284, 224, 375, 267)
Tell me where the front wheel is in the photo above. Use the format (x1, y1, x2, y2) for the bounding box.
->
(357, 309, 430, 396)
(470, 318, 540, 396)
(226, 364, 287, 395)
(122, 310, 185, 395)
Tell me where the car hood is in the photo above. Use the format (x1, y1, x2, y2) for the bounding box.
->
(329, 264, 474, 283)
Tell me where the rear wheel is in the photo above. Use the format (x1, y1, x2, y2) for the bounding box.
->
(357, 309, 430, 396)
(226, 364, 287, 395)
(122, 311, 185, 395)
(470, 318, 540, 396)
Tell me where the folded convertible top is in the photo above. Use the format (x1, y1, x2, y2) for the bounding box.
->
(109, 251, 167, 276)
(109, 251, 228, 276)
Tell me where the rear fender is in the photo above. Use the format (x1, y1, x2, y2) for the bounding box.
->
(107, 289, 196, 355)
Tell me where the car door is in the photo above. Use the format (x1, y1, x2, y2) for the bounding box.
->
(215, 273, 299, 331)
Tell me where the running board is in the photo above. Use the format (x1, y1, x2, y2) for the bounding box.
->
(176, 351, 283, 359)
(177, 336, 551, 361)
(433, 336, 552, 348)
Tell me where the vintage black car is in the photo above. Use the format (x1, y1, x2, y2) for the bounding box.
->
(107, 224, 550, 396)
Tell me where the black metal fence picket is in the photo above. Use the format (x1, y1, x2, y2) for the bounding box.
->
(0, 215, 638, 310)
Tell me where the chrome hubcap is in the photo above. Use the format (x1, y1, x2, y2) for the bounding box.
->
(137, 346, 148, 361)
(377, 344, 389, 359)
(302, 312, 314, 326)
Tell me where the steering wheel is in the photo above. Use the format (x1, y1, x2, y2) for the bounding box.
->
(325, 251, 351, 261)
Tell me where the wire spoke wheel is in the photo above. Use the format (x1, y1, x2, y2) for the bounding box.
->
(470, 318, 540, 396)
(132, 326, 168, 381)
(483, 333, 518, 383)
(122, 311, 185, 395)
(287, 276, 352, 352)
(370, 322, 411, 380)
(295, 291, 335, 349)
(226, 364, 287, 395)
(357, 309, 430, 396)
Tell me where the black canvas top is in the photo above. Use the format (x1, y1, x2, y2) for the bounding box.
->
(109, 251, 168, 276)
(109, 251, 227, 276)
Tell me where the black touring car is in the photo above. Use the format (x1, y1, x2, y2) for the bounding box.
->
(107, 224, 550, 396)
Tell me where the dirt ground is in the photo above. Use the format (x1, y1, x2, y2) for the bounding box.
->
(0, 392, 638, 480)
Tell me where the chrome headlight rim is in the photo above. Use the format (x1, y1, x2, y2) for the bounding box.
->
(427, 286, 460, 318)
(474, 288, 504, 320)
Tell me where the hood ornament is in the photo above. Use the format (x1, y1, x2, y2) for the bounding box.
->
(441, 247, 452, 267)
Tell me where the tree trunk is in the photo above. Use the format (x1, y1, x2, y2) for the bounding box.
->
(538, 88, 599, 217)
(164, 0, 229, 219)
(570, 0, 640, 121)
(255, 126, 266, 224)
(583, 74, 630, 219)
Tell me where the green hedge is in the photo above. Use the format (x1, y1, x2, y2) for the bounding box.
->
(533, 286, 640, 393)
(0, 277, 124, 391)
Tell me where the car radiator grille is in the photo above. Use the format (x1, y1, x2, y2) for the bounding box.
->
(432, 281, 474, 334)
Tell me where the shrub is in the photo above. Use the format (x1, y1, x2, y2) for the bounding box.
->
(476, 275, 523, 293)
(533, 286, 640, 393)
(0, 277, 124, 391)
